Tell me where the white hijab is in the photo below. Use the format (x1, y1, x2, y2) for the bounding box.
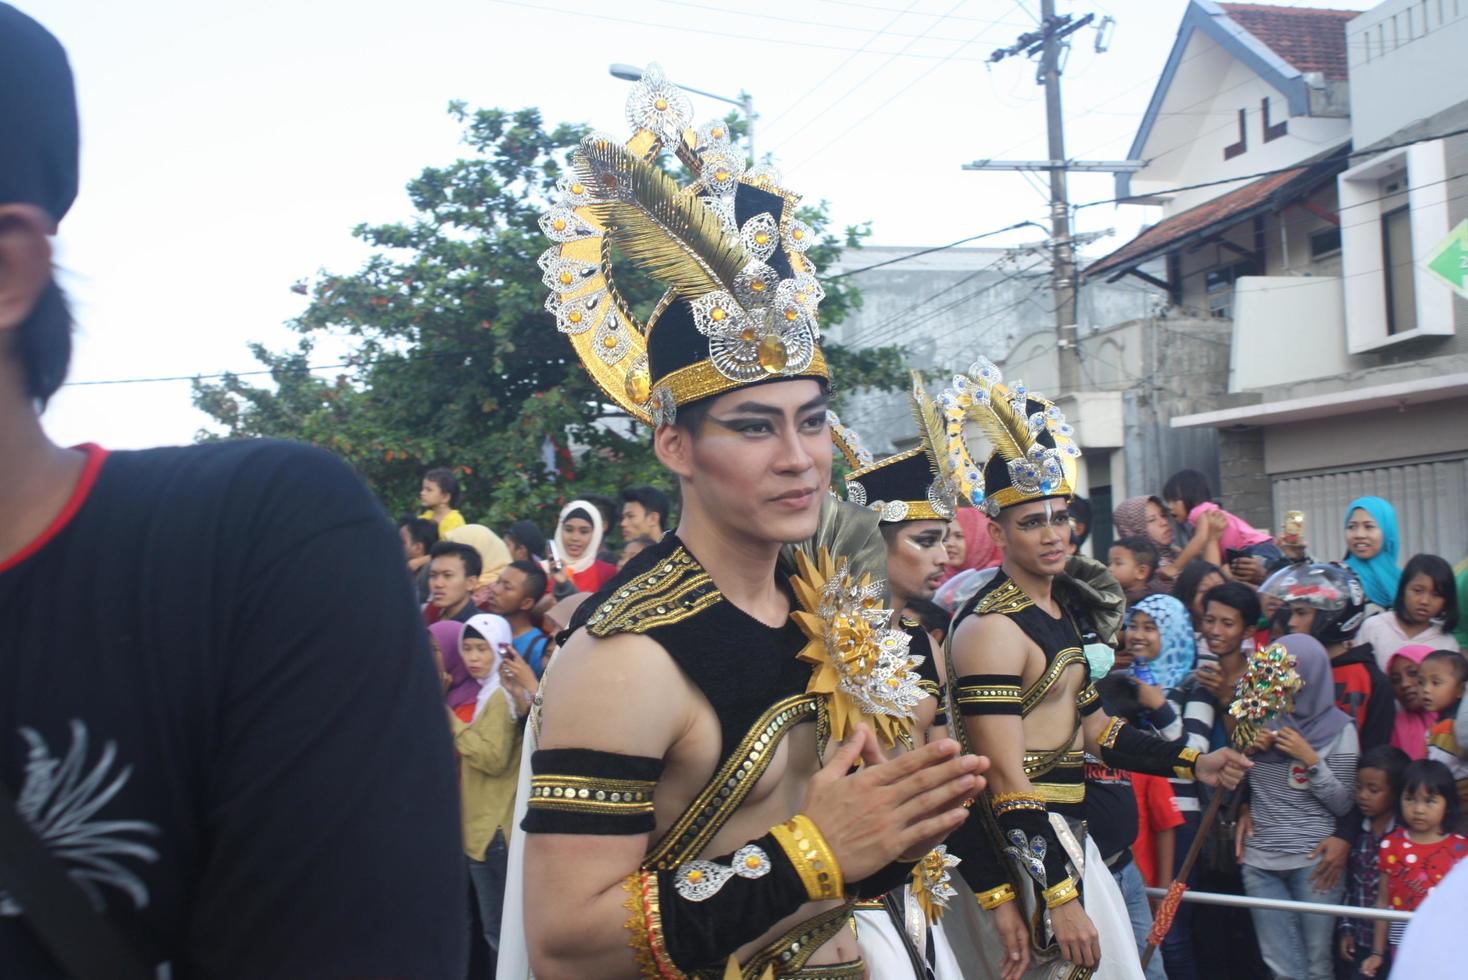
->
(463, 613, 516, 723)
(553, 499, 604, 575)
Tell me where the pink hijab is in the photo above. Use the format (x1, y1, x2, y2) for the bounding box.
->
(941, 507, 1002, 583)
(1388, 644, 1439, 760)
(428, 620, 477, 710)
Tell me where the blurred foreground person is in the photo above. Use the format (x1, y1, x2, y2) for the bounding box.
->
(0, 7, 463, 976)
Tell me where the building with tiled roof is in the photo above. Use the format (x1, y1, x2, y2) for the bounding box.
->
(1076, 0, 1468, 565)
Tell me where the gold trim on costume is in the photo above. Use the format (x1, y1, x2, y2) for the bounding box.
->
(954, 681, 1023, 710)
(1029, 781, 1085, 805)
(771, 815, 843, 901)
(1042, 876, 1080, 909)
(1098, 717, 1125, 750)
(992, 791, 1047, 817)
(645, 695, 820, 869)
(732, 901, 856, 979)
(988, 481, 1073, 511)
(529, 775, 656, 815)
(587, 547, 723, 637)
(1174, 746, 1201, 781)
(655, 348, 830, 412)
(1076, 683, 1100, 712)
(624, 871, 685, 979)
(1023, 748, 1084, 775)
(975, 578, 1035, 616)
(1020, 647, 1086, 715)
(976, 883, 1017, 910)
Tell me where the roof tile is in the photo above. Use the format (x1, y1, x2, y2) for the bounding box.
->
(1218, 3, 1360, 81)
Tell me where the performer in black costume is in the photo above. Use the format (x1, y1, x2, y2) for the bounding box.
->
(498, 64, 987, 980)
(932, 361, 1252, 980)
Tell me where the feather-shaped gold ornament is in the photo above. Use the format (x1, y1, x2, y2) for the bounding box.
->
(574, 136, 750, 300)
(908, 372, 951, 473)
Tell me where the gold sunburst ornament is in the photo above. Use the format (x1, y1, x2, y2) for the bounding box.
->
(789, 549, 924, 748)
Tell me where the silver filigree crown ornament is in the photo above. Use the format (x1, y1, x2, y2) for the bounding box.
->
(817, 560, 926, 720)
(535, 62, 829, 429)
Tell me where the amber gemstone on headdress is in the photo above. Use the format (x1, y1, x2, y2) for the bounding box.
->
(654, 97, 669, 111)
(758, 334, 789, 373)
(625, 367, 651, 405)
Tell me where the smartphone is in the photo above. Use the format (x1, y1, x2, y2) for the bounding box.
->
(546, 540, 563, 570)
(1280, 510, 1305, 546)
(1225, 548, 1249, 565)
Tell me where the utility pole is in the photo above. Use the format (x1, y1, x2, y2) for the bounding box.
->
(968, 7, 1139, 397)
(1039, 0, 1080, 394)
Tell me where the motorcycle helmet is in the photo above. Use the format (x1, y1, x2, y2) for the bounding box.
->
(1259, 561, 1366, 645)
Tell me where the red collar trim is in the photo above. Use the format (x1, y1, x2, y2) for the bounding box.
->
(0, 443, 110, 574)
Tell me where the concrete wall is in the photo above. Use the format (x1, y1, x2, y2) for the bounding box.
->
(1262, 395, 1468, 474)
(831, 245, 1158, 453)
(1219, 428, 1272, 529)
(1348, 0, 1468, 150)
(1230, 275, 1350, 391)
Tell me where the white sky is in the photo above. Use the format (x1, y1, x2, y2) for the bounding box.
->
(25, 0, 1379, 449)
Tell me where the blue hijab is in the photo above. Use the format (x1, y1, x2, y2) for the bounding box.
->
(1343, 496, 1401, 608)
(1126, 594, 1196, 691)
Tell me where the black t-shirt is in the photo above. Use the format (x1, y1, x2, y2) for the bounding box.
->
(0, 441, 465, 978)
(1084, 757, 1138, 871)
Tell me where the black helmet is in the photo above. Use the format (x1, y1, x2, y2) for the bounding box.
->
(1260, 562, 1366, 645)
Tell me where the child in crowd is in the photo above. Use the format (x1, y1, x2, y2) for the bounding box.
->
(419, 467, 466, 536)
(1338, 746, 1409, 975)
(1421, 649, 1468, 816)
(1108, 536, 1161, 606)
(1239, 633, 1358, 980)
(1361, 760, 1468, 977)
(1357, 553, 1462, 671)
(618, 534, 657, 570)
(1387, 645, 1438, 760)
(450, 614, 524, 961)
(1121, 594, 1193, 741)
(1162, 468, 1283, 566)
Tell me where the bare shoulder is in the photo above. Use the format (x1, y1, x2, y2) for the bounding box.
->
(538, 629, 693, 758)
(950, 611, 1029, 674)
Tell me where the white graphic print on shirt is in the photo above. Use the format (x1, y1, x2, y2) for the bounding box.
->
(0, 720, 160, 916)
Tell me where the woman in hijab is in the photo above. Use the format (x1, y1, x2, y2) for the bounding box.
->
(550, 499, 617, 595)
(1387, 644, 1439, 759)
(1239, 633, 1358, 980)
(1343, 496, 1402, 613)
(429, 620, 478, 722)
(444, 524, 513, 610)
(1121, 594, 1195, 744)
(938, 506, 1001, 584)
(451, 613, 523, 961)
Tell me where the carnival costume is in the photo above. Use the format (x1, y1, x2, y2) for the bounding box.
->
(498, 64, 941, 980)
(828, 408, 968, 979)
(931, 362, 1209, 980)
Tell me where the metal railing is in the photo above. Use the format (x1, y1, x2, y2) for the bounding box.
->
(1144, 887, 1414, 922)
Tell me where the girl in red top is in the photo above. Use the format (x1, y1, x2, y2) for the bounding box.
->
(1362, 759, 1468, 976)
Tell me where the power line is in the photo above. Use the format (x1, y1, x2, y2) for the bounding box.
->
(823, 221, 1046, 279)
(642, 0, 998, 43)
(479, 0, 997, 61)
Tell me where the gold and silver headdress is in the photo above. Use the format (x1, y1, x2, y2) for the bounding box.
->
(933, 357, 1080, 516)
(837, 375, 959, 524)
(538, 63, 829, 426)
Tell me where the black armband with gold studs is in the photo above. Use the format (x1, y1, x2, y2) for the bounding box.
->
(953, 674, 1023, 716)
(1096, 717, 1201, 780)
(522, 748, 663, 834)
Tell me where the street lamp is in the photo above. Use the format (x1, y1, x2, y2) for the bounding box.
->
(608, 63, 756, 162)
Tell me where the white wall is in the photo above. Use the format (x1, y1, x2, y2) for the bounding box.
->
(1130, 31, 1351, 214)
(1229, 275, 1349, 391)
(1349, 0, 1468, 150)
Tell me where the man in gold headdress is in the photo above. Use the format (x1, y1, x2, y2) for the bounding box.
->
(503, 65, 987, 980)
(933, 361, 1251, 979)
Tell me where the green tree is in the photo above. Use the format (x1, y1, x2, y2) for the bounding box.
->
(193, 105, 904, 530)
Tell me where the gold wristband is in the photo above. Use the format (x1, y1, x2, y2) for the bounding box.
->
(770, 814, 844, 902)
(1042, 876, 1080, 909)
(992, 791, 1048, 817)
(975, 883, 1017, 910)
(1174, 746, 1201, 781)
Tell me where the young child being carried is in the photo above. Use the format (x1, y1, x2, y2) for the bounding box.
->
(1421, 649, 1468, 816)
(1360, 759, 1468, 977)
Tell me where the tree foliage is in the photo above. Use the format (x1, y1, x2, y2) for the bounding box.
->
(193, 105, 904, 529)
